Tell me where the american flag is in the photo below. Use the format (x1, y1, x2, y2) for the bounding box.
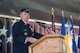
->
(0, 17, 17, 53)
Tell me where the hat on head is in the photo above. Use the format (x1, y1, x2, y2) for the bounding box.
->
(20, 8, 30, 13)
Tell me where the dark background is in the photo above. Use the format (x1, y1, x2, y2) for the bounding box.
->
(0, 0, 80, 25)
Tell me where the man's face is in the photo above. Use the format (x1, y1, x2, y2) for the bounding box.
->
(20, 12, 30, 22)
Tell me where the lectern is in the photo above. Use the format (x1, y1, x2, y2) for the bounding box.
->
(29, 33, 66, 53)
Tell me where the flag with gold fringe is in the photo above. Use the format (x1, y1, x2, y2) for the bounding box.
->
(64, 20, 73, 53)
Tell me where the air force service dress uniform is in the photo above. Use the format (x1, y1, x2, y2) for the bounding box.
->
(12, 20, 34, 53)
(12, 20, 43, 53)
(12, 8, 43, 53)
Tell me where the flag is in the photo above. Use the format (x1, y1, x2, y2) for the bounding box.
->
(64, 21, 73, 53)
(6, 18, 14, 53)
(78, 20, 80, 50)
(64, 34, 73, 53)
(69, 16, 78, 53)
(0, 18, 8, 53)
(60, 11, 73, 53)
(0, 18, 17, 53)
(61, 11, 66, 35)
(51, 8, 55, 33)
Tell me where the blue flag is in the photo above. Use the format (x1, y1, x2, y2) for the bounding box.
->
(69, 18, 78, 53)
(61, 15, 66, 35)
(78, 20, 80, 49)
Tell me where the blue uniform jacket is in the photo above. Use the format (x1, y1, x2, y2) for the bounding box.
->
(12, 20, 43, 53)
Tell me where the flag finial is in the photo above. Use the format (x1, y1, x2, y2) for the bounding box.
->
(70, 15, 73, 21)
(70, 15, 72, 19)
(79, 15, 80, 20)
(62, 10, 64, 17)
(51, 8, 54, 16)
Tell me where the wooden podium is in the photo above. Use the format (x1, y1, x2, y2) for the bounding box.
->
(29, 33, 66, 53)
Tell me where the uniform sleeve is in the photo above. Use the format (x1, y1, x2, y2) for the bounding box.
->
(12, 23, 26, 44)
(33, 31, 43, 39)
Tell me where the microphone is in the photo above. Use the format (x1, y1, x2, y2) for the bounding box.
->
(36, 21, 50, 29)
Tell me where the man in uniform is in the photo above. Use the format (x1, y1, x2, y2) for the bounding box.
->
(12, 8, 43, 53)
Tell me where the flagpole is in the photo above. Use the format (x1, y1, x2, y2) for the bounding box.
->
(51, 8, 55, 33)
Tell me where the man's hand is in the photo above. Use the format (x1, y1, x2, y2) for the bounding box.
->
(26, 37, 35, 43)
